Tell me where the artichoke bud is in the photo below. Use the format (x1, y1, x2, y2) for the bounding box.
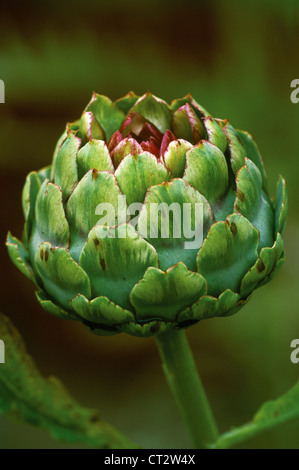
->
(7, 92, 287, 337)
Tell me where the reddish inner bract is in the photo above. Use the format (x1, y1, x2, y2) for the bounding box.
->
(107, 112, 177, 159)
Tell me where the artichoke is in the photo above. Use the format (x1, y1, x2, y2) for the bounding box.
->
(6, 92, 287, 337)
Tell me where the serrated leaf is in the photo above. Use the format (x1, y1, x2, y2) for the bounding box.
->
(213, 381, 299, 449)
(0, 312, 137, 449)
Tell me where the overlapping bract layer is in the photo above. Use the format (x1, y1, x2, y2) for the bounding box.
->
(6, 92, 287, 337)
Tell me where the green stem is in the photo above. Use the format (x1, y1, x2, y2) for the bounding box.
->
(155, 328, 218, 449)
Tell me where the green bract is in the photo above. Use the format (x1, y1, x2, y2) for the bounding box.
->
(6, 92, 287, 337)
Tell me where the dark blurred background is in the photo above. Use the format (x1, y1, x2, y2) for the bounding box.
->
(0, 0, 299, 449)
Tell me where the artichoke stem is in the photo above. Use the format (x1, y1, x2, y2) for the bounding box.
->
(155, 328, 218, 449)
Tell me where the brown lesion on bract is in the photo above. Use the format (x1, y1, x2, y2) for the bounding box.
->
(236, 188, 245, 203)
(40, 248, 44, 260)
(256, 258, 265, 273)
(100, 258, 106, 270)
(93, 237, 100, 247)
(237, 298, 249, 307)
(229, 221, 237, 236)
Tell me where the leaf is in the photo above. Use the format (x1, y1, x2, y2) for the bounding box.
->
(0, 312, 138, 449)
(213, 381, 299, 449)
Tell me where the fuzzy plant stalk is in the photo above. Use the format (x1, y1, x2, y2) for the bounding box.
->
(6, 92, 287, 448)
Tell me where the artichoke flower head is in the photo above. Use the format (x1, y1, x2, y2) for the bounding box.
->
(7, 92, 287, 337)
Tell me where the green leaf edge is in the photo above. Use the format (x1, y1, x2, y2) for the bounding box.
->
(212, 380, 299, 449)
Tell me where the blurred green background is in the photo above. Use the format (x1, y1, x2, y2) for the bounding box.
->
(0, 0, 299, 449)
